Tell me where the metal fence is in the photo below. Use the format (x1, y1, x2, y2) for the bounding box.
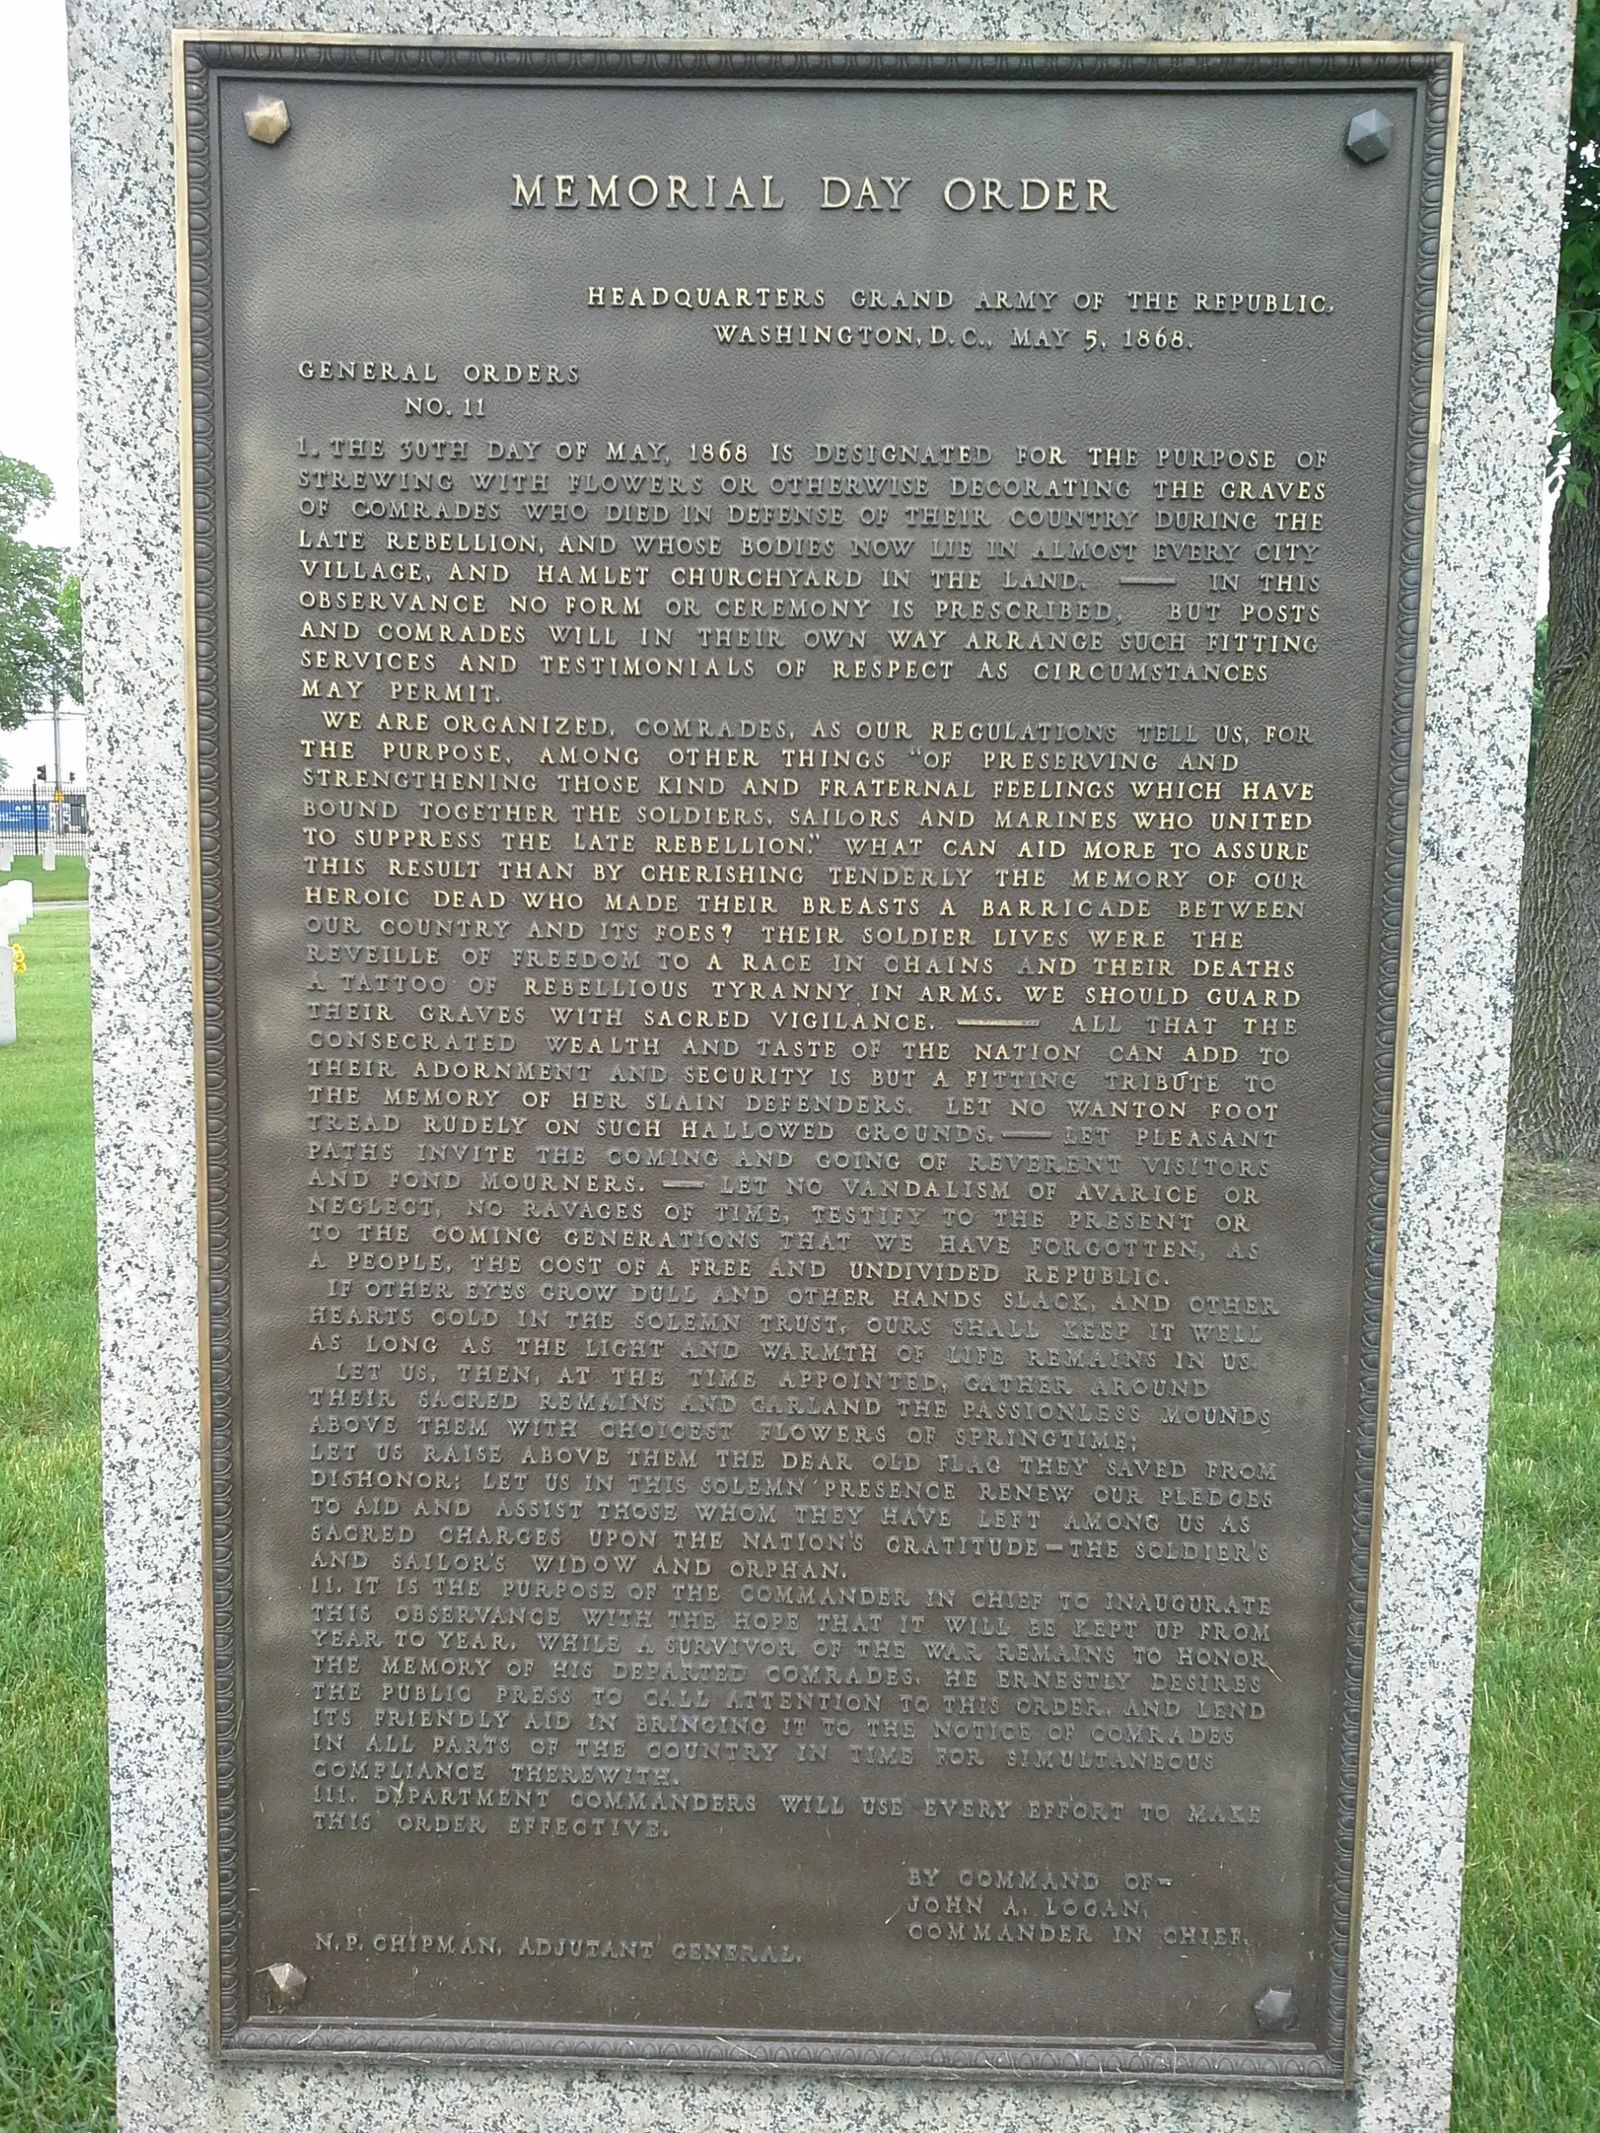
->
(0, 787, 92, 858)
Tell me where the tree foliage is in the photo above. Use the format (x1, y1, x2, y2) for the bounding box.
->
(1508, 3, 1600, 1156)
(53, 570, 82, 710)
(0, 454, 80, 730)
(1551, 3, 1600, 479)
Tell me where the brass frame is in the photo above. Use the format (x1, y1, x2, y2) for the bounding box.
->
(176, 28, 1463, 2087)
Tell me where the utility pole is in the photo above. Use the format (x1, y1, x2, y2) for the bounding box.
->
(50, 692, 62, 832)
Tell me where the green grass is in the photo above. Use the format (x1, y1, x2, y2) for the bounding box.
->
(0, 910, 113, 2132)
(0, 919, 1596, 2126)
(1453, 1176, 1600, 2130)
(4, 855, 89, 905)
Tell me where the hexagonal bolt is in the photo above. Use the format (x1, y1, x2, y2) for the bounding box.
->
(1344, 108, 1394, 164)
(265, 1960, 308, 2010)
(243, 97, 291, 147)
(1253, 1984, 1299, 2033)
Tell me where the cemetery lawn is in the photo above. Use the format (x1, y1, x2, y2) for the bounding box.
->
(0, 915, 1596, 2130)
(6, 855, 89, 904)
(1453, 1164, 1600, 2132)
(0, 908, 113, 2133)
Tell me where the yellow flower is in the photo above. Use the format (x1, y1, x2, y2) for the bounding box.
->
(11, 945, 24, 976)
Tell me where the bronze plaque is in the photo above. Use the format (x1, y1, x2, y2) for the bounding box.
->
(181, 35, 1459, 2084)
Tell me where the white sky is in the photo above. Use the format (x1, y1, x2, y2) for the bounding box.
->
(4, 1, 78, 549)
(0, 3, 78, 783)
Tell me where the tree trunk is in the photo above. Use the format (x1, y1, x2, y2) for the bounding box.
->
(1509, 446, 1600, 1157)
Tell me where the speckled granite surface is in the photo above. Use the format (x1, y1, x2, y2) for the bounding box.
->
(69, 3, 1570, 2127)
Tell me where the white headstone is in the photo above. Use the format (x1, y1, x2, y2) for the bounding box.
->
(0, 942, 15, 1047)
(40, 839, 56, 872)
(2, 882, 33, 937)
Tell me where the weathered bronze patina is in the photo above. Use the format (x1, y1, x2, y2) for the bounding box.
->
(180, 35, 1459, 2084)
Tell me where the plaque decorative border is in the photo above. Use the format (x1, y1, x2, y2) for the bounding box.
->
(177, 32, 1461, 2086)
